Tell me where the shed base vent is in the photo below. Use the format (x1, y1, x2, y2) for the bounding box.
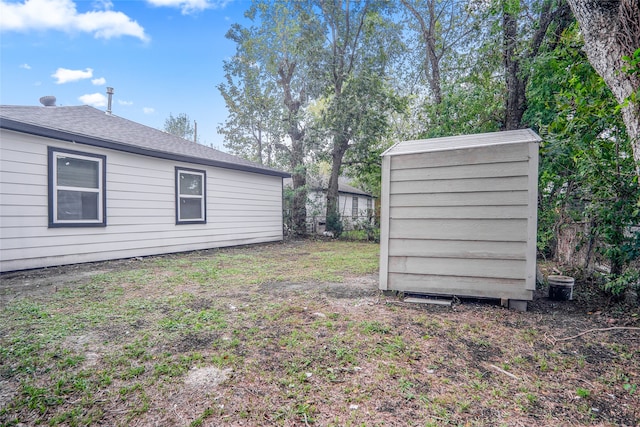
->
(404, 296, 452, 306)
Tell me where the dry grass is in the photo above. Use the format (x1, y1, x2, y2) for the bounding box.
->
(0, 239, 639, 426)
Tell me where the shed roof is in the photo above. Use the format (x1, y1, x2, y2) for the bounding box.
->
(0, 104, 290, 178)
(382, 129, 541, 157)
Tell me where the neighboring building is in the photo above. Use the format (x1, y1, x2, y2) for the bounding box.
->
(0, 101, 289, 272)
(284, 177, 375, 234)
(379, 129, 540, 310)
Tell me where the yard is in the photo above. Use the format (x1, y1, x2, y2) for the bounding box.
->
(0, 240, 638, 426)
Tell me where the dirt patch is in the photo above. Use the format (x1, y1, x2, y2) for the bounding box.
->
(259, 274, 379, 299)
(0, 256, 148, 307)
(185, 366, 233, 388)
(174, 332, 221, 353)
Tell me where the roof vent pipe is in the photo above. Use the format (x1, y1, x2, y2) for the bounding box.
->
(106, 87, 114, 115)
(39, 96, 56, 107)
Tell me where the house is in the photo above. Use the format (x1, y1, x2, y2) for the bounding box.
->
(379, 129, 540, 310)
(284, 177, 375, 234)
(0, 100, 289, 272)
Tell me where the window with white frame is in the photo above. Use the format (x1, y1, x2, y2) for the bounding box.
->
(48, 147, 106, 227)
(176, 167, 206, 224)
(367, 198, 373, 219)
(352, 196, 358, 219)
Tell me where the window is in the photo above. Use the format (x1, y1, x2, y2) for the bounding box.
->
(175, 167, 206, 224)
(48, 147, 106, 227)
(352, 196, 358, 219)
(367, 198, 373, 219)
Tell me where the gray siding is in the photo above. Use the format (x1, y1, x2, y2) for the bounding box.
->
(0, 130, 284, 272)
(305, 190, 374, 233)
(379, 131, 539, 301)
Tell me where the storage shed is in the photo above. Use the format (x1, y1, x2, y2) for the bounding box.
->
(379, 129, 540, 307)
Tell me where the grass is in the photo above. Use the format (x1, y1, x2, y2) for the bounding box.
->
(0, 239, 639, 426)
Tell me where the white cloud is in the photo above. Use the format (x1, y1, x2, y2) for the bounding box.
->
(79, 92, 106, 107)
(145, 0, 230, 14)
(118, 100, 133, 106)
(20, 63, 31, 69)
(0, 0, 149, 42)
(52, 67, 93, 84)
(143, 107, 155, 114)
(92, 77, 106, 85)
(92, 0, 113, 9)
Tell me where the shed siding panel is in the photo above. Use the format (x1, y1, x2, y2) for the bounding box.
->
(390, 205, 528, 220)
(388, 239, 527, 260)
(390, 176, 528, 194)
(389, 219, 527, 241)
(388, 256, 526, 280)
(379, 131, 539, 301)
(390, 143, 528, 170)
(387, 273, 532, 300)
(0, 130, 284, 272)
(525, 140, 540, 290)
(390, 161, 528, 181)
(379, 155, 391, 289)
(390, 191, 528, 207)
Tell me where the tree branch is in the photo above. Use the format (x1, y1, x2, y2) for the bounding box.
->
(555, 326, 640, 342)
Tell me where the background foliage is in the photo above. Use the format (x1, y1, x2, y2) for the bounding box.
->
(217, 0, 640, 297)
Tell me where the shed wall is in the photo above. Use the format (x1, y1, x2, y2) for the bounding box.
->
(0, 130, 284, 272)
(380, 140, 538, 300)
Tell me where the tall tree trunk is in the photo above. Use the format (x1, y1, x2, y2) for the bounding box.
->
(257, 128, 263, 165)
(279, 60, 307, 235)
(401, 0, 443, 104)
(566, 0, 640, 170)
(503, 1, 573, 130)
(321, 0, 369, 234)
(326, 134, 349, 233)
(290, 134, 307, 236)
(503, 6, 527, 130)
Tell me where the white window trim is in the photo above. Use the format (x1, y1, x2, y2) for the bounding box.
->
(49, 148, 106, 227)
(352, 196, 358, 219)
(175, 167, 206, 224)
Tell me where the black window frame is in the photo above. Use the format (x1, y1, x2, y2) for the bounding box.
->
(48, 146, 107, 228)
(175, 167, 207, 225)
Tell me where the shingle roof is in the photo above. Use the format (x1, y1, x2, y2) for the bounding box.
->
(283, 177, 372, 197)
(0, 105, 290, 178)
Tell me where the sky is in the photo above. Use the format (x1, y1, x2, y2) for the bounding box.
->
(0, 0, 253, 150)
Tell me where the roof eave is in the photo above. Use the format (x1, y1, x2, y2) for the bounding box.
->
(1, 118, 291, 178)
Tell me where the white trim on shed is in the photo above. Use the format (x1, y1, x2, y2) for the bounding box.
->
(379, 129, 540, 302)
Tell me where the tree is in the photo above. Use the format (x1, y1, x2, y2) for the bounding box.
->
(314, 0, 402, 233)
(565, 0, 640, 170)
(396, 0, 503, 139)
(217, 35, 281, 166)
(396, 1, 570, 138)
(500, 0, 572, 130)
(164, 113, 195, 141)
(527, 22, 639, 294)
(219, 1, 325, 235)
(400, 0, 479, 106)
